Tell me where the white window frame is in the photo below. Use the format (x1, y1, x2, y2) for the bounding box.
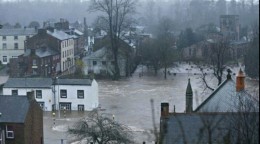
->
(78, 105, 84, 111)
(3, 56, 7, 63)
(33, 59, 37, 65)
(38, 102, 45, 110)
(14, 36, 18, 40)
(2, 43, 6, 49)
(6, 125, 14, 139)
(59, 103, 71, 110)
(12, 90, 18, 95)
(36, 90, 42, 99)
(60, 89, 67, 98)
(93, 61, 97, 66)
(77, 90, 84, 99)
(2, 36, 6, 41)
(14, 43, 18, 49)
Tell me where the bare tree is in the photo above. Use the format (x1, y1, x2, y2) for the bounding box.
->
(229, 91, 259, 144)
(88, 0, 136, 80)
(139, 38, 160, 75)
(68, 110, 133, 144)
(207, 38, 230, 86)
(196, 37, 231, 92)
(156, 17, 177, 79)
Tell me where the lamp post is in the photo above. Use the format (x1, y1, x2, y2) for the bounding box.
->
(52, 112, 56, 128)
(0, 112, 2, 138)
(56, 77, 60, 118)
(61, 107, 66, 144)
(63, 107, 66, 118)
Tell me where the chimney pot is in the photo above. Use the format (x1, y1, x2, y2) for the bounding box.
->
(236, 68, 245, 92)
(226, 69, 232, 79)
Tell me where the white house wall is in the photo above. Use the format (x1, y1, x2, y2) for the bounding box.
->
(0, 35, 33, 64)
(2, 79, 99, 111)
(54, 81, 99, 111)
(2, 87, 53, 111)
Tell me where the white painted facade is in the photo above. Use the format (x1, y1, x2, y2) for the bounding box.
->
(53, 79, 99, 111)
(3, 87, 53, 111)
(0, 28, 36, 64)
(2, 78, 99, 111)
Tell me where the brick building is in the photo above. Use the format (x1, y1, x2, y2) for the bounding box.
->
(0, 92, 43, 144)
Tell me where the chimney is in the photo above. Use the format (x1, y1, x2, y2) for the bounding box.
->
(38, 29, 47, 35)
(186, 78, 193, 113)
(161, 103, 169, 117)
(226, 69, 232, 80)
(236, 68, 245, 92)
(27, 91, 35, 102)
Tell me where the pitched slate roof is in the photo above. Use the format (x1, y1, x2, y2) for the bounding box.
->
(86, 47, 109, 60)
(47, 29, 73, 40)
(56, 78, 92, 86)
(0, 95, 29, 123)
(195, 78, 259, 112)
(3, 78, 52, 88)
(0, 28, 37, 36)
(163, 113, 258, 144)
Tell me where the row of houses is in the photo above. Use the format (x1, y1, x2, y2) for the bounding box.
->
(159, 69, 259, 143)
(1, 77, 99, 111)
(0, 18, 85, 77)
(182, 36, 250, 61)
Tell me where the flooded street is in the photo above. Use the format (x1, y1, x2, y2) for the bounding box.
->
(43, 64, 259, 144)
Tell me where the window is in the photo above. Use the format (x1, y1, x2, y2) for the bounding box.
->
(36, 90, 42, 99)
(14, 43, 18, 49)
(14, 36, 18, 40)
(60, 89, 67, 98)
(2, 43, 6, 49)
(93, 61, 97, 66)
(12, 90, 18, 95)
(102, 61, 107, 65)
(2, 36, 6, 41)
(3, 56, 7, 63)
(78, 105, 84, 111)
(77, 90, 84, 99)
(6, 125, 14, 139)
(59, 103, 71, 110)
(33, 59, 37, 65)
(38, 102, 45, 110)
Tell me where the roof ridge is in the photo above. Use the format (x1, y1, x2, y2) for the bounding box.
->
(194, 78, 234, 112)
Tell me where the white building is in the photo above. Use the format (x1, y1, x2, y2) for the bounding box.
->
(2, 77, 99, 111)
(53, 78, 99, 111)
(0, 28, 37, 64)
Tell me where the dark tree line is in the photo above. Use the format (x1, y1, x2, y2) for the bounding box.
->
(139, 17, 179, 79)
(245, 24, 259, 78)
